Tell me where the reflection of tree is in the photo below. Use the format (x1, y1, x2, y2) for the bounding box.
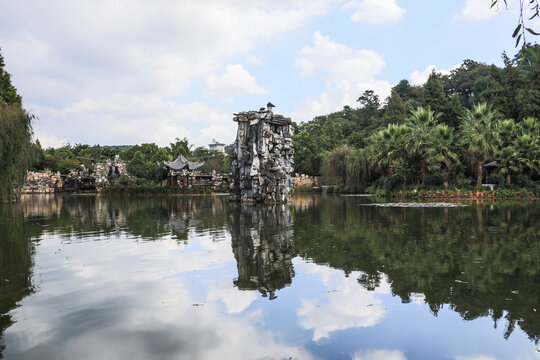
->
(229, 204, 295, 299)
(14, 195, 230, 242)
(293, 196, 540, 345)
(0, 205, 43, 358)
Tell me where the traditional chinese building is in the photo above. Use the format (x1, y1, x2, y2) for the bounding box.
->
(164, 155, 204, 188)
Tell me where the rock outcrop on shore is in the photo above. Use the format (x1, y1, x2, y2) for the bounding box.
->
(229, 105, 294, 203)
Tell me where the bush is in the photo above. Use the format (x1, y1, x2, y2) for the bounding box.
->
(57, 159, 81, 174)
(487, 173, 505, 187)
(424, 172, 443, 186)
(383, 175, 400, 195)
(513, 174, 535, 188)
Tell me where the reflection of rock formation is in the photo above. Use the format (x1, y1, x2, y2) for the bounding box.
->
(229, 204, 295, 299)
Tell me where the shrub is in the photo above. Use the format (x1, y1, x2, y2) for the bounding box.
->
(57, 159, 81, 174)
(487, 173, 505, 187)
(424, 172, 443, 186)
(383, 175, 400, 195)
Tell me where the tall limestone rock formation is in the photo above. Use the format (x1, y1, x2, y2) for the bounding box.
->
(229, 104, 294, 203)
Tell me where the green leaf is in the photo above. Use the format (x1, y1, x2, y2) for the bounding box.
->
(515, 33, 522, 47)
(512, 24, 521, 38)
(525, 27, 540, 35)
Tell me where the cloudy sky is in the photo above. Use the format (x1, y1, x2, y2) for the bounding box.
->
(0, 0, 532, 148)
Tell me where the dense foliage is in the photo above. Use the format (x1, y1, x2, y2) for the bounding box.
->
(295, 45, 540, 192)
(40, 137, 232, 184)
(0, 49, 39, 201)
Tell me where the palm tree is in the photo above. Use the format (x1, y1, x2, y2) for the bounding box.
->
(427, 125, 459, 189)
(515, 134, 539, 179)
(368, 123, 409, 181)
(498, 119, 516, 148)
(405, 107, 438, 185)
(460, 103, 500, 188)
(497, 146, 519, 186)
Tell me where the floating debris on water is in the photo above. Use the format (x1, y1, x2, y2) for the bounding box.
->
(361, 202, 468, 208)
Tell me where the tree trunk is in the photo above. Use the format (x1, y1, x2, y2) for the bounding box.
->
(506, 173, 511, 186)
(476, 160, 483, 188)
(442, 168, 449, 189)
(421, 159, 427, 186)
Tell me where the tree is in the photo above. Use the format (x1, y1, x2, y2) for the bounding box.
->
(169, 137, 191, 158)
(405, 107, 438, 185)
(423, 72, 463, 128)
(0, 49, 33, 201)
(0, 104, 34, 200)
(490, 0, 539, 50)
(497, 146, 520, 185)
(382, 90, 406, 127)
(460, 103, 500, 187)
(0, 49, 22, 106)
(368, 123, 410, 183)
(427, 125, 460, 189)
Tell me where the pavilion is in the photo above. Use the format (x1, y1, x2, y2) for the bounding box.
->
(163, 155, 204, 188)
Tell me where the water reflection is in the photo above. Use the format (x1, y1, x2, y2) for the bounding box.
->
(292, 196, 540, 346)
(0, 205, 40, 357)
(0, 194, 539, 359)
(229, 203, 295, 299)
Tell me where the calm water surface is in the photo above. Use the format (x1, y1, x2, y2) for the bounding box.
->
(0, 194, 539, 359)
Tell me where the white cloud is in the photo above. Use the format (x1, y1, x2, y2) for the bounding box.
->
(206, 64, 269, 97)
(409, 63, 461, 86)
(352, 349, 407, 360)
(0, 0, 339, 147)
(246, 55, 265, 66)
(293, 32, 391, 122)
(457, 0, 502, 21)
(30, 94, 233, 147)
(33, 131, 68, 149)
(343, 0, 405, 24)
(454, 356, 497, 360)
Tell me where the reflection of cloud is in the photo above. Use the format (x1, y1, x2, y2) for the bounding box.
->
(207, 283, 258, 314)
(4, 234, 314, 359)
(353, 349, 407, 360)
(296, 262, 389, 341)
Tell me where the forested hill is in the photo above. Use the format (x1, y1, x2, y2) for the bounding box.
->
(293, 44, 540, 191)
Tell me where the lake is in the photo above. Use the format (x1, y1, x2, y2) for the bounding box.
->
(0, 194, 539, 360)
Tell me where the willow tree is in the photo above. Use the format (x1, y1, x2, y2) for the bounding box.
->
(460, 103, 500, 188)
(0, 49, 33, 201)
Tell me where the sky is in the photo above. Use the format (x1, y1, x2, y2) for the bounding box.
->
(0, 0, 537, 148)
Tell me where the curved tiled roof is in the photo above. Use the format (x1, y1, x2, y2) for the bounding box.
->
(163, 155, 204, 171)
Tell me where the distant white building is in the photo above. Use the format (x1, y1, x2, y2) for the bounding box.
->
(208, 139, 226, 153)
